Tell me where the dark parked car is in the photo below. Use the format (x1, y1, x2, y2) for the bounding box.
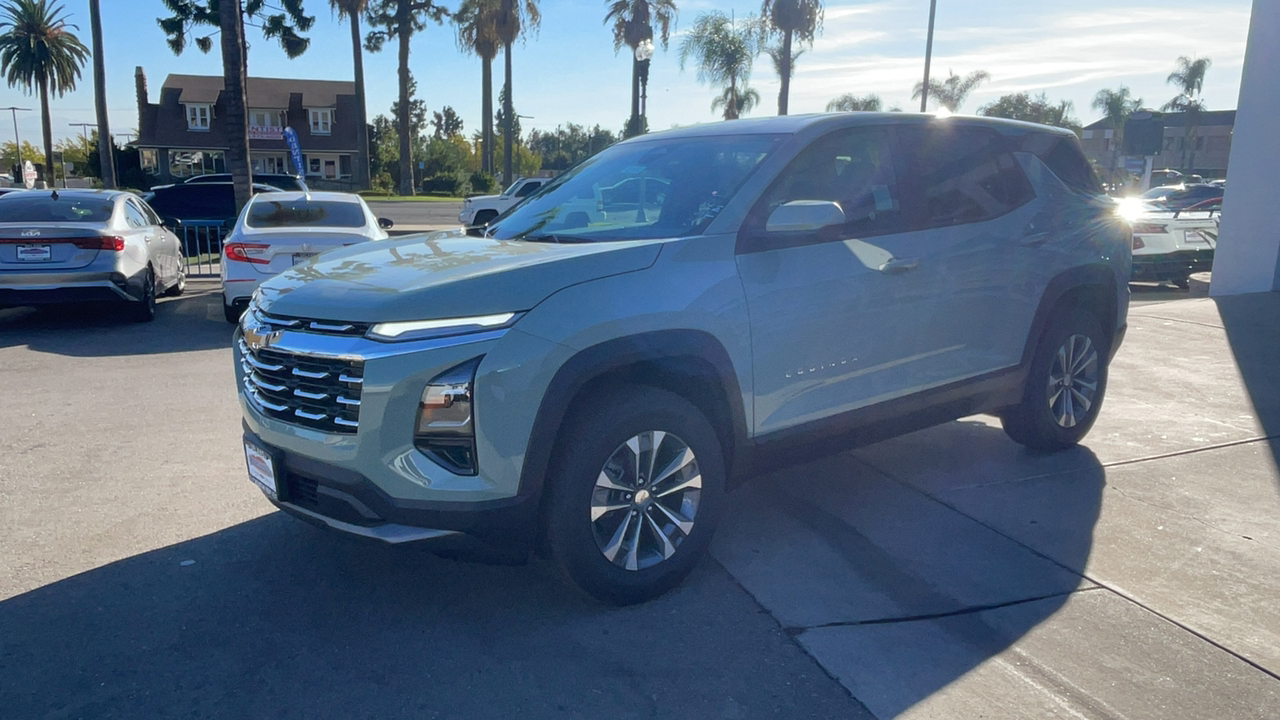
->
(146, 182, 282, 256)
(182, 173, 308, 192)
(1141, 183, 1223, 212)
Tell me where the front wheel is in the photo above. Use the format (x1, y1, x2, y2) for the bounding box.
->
(1002, 308, 1109, 451)
(545, 387, 726, 605)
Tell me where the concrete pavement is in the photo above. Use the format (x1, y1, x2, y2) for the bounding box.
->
(2, 283, 1278, 718)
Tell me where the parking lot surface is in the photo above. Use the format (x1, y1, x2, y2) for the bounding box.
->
(2, 281, 1278, 718)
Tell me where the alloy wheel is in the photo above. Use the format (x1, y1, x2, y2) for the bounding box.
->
(1047, 333, 1100, 428)
(590, 430, 702, 572)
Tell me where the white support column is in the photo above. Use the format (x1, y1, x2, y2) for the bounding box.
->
(1211, 0, 1280, 296)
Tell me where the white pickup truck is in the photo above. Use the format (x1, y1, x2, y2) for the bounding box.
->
(458, 177, 548, 228)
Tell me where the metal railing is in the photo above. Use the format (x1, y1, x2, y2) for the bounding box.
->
(178, 221, 228, 277)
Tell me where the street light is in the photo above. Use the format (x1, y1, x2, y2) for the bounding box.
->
(1, 106, 32, 182)
(635, 39, 655, 134)
(920, 0, 938, 112)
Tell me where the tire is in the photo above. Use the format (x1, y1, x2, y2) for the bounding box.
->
(223, 296, 243, 325)
(1171, 275, 1190, 290)
(472, 209, 498, 228)
(545, 386, 726, 605)
(1002, 308, 1109, 451)
(129, 268, 157, 323)
(164, 255, 187, 297)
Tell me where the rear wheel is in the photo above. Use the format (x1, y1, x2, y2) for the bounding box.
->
(164, 255, 187, 296)
(129, 269, 157, 323)
(472, 209, 498, 228)
(545, 387, 725, 605)
(1170, 275, 1190, 290)
(1002, 308, 1109, 451)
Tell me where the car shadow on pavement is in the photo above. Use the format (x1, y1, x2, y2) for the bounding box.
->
(0, 512, 869, 719)
(716, 419, 1105, 718)
(1215, 292, 1280, 472)
(0, 282, 233, 356)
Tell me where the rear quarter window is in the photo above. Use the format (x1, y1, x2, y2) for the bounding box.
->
(1022, 133, 1103, 195)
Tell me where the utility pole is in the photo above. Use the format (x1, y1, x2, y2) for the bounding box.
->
(920, 0, 938, 112)
(70, 123, 96, 181)
(2, 106, 32, 180)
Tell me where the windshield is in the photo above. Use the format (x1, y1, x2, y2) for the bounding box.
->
(246, 198, 366, 228)
(488, 133, 785, 242)
(0, 194, 114, 224)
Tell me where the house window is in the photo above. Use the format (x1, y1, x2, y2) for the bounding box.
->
(1082, 130, 1094, 139)
(339, 154, 352, 178)
(309, 108, 334, 135)
(308, 156, 321, 175)
(250, 109, 282, 129)
(169, 149, 225, 178)
(140, 148, 159, 174)
(186, 103, 212, 131)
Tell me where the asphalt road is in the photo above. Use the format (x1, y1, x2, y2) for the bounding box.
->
(0, 280, 868, 719)
(367, 200, 464, 232)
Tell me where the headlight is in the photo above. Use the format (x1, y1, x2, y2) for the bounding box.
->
(415, 358, 481, 475)
(367, 312, 521, 342)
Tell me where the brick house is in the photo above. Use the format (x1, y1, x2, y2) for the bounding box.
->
(1081, 109, 1235, 180)
(133, 68, 366, 189)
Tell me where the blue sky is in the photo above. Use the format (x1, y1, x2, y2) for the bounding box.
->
(0, 0, 1254, 147)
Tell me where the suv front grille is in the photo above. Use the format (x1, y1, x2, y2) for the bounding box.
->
(255, 310, 372, 338)
(238, 337, 364, 433)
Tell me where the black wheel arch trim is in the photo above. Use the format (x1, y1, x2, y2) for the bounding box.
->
(1021, 263, 1120, 367)
(517, 330, 750, 501)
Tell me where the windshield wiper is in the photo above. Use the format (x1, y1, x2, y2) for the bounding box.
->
(519, 234, 595, 244)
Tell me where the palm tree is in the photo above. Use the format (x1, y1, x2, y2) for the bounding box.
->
(331, 0, 371, 190)
(1091, 86, 1142, 178)
(494, 0, 541, 186)
(678, 11, 763, 121)
(911, 69, 990, 112)
(366, 0, 449, 195)
(0, 0, 87, 188)
(1162, 56, 1212, 173)
(456, 0, 501, 175)
(760, 0, 821, 115)
(826, 93, 881, 112)
(605, 0, 677, 137)
(87, 0, 113, 188)
(712, 84, 760, 120)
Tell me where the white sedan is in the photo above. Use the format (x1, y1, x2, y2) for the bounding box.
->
(221, 191, 393, 322)
(1124, 197, 1219, 288)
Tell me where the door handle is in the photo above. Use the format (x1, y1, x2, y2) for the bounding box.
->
(878, 257, 920, 275)
(1020, 231, 1051, 247)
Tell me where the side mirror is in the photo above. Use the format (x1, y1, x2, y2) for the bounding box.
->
(766, 200, 846, 233)
(377, 217, 394, 229)
(161, 216, 182, 230)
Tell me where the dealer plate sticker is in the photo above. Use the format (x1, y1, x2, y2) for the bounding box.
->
(244, 441, 278, 498)
(16, 244, 51, 261)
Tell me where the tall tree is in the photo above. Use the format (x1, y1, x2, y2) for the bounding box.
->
(1162, 56, 1212, 173)
(912, 69, 990, 112)
(331, 0, 371, 190)
(605, 0, 677, 138)
(826, 93, 880, 112)
(494, 0, 540, 185)
(158, 0, 314, 211)
(87, 0, 113, 187)
(1091, 86, 1142, 176)
(760, 0, 821, 115)
(455, 0, 500, 176)
(712, 84, 760, 120)
(678, 11, 763, 121)
(366, 0, 448, 195)
(431, 105, 464, 139)
(0, 0, 88, 187)
(979, 92, 1080, 132)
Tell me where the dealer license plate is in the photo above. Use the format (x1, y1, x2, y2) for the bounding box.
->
(292, 252, 318, 265)
(244, 440, 278, 498)
(16, 244, 51, 262)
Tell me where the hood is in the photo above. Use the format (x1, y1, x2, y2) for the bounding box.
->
(256, 230, 662, 322)
(466, 193, 504, 204)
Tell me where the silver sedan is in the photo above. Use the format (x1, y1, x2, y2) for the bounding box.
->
(0, 189, 186, 321)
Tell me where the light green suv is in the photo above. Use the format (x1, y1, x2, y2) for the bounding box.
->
(235, 114, 1131, 604)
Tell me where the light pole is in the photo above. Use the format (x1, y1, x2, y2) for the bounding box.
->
(920, 0, 938, 112)
(70, 122, 95, 180)
(636, 39, 654, 133)
(2, 106, 32, 181)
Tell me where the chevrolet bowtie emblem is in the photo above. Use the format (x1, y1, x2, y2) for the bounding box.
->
(243, 322, 281, 351)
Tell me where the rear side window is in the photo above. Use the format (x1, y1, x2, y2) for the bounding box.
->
(123, 201, 149, 228)
(898, 125, 1036, 230)
(246, 199, 367, 228)
(1023, 133, 1103, 195)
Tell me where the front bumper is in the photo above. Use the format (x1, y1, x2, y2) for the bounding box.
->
(245, 427, 539, 550)
(1131, 249, 1214, 281)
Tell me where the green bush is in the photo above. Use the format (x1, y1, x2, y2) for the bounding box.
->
(420, 171, 471, 197)
(469, 171, 497, 194)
